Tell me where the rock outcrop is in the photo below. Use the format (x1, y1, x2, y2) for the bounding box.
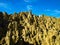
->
(0, 11, 60, 45)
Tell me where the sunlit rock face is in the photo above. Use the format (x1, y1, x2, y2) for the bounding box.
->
(0, 12, 60, 45)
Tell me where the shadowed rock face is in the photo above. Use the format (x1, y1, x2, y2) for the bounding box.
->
(0, 12, 60, 45)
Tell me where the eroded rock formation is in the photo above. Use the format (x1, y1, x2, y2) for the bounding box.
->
(0, 11, 60, 45)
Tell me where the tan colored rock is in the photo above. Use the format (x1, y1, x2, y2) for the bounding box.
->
(0, 11, 60, 45)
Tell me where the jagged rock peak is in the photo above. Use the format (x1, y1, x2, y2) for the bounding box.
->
(0, 11, 60, 45)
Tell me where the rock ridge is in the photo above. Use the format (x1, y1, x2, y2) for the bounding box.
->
(0, 12, 60, 45)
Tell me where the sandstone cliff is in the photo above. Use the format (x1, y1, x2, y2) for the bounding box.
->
(0, 11, 60, 45)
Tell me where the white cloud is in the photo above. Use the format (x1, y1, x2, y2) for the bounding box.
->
(54, 10, 60, 14)
(44, 9, 60, 14)
(44, 9, 60, 17)
(45, 9, 51, 12)
(27, 5, 32, 10)
(24, 0, 37, 3)
(0, 2, 12, 10)
(24, 0, 30, 2)
(48, 10, 60, 16)
(0, 3, 7, 8)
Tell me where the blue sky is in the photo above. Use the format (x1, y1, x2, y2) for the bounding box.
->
(0, 0, 60, 17)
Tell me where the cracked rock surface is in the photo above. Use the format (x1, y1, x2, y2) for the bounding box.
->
(0, 12, 60, 45)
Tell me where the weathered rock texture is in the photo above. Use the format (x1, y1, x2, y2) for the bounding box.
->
(0, 11, 60, 45)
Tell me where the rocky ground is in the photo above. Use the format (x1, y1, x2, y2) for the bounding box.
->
(0, 11, 60, 45)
